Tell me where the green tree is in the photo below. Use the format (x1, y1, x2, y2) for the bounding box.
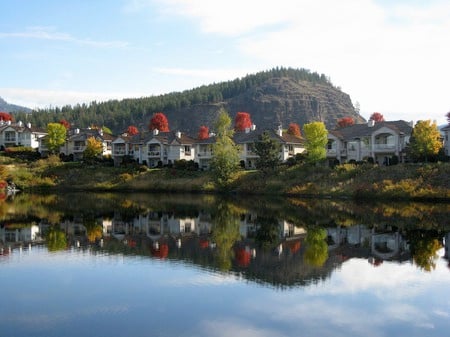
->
(303, 227, 328, 267)
(407, 230, 442, 272)
(303, 122, 328, 164)
(254, 131, 281, 174)
(408, 120, 442, 162)
(211, 201, 241, 271)
(83, 137, 103, 162)
(210, 109, 240, 188)
(46, 226, 67, 252)
(46, 123, 67, 154)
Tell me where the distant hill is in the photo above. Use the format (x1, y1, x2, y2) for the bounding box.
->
(0, 97, 32, 113)
(12, 67, 364, 134)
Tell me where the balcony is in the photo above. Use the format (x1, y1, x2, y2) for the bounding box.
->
(113, 149, 126, 156)
(374, 144, 396, 152)
(148, 151, 161, 157)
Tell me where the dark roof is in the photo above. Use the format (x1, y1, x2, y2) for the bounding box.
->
(329, 121, 413, 140)
(133, 131, 196, 145)
(233, 129, 304, 145)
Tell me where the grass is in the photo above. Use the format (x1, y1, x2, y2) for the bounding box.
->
(1, 153, 449, 200)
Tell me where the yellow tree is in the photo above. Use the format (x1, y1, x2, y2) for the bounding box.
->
(408, 120, 442, 162)
(303, 122, 328, 164)
(83, 137, 103, 162)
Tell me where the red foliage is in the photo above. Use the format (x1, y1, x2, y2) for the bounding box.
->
(337, 117, 355, 128)
(0, 111, 13, 122)
(287, 123, 301, 137)
(199, 239, 209, 249)
(126, 125, 139, 136)
(369, 112, 385, 122)
(197, 125, 209, 140)
(149, 112, 169, 132)
(59, 119, 70, 129)
(234, 112, 252, 131)
(235, 248, 251, 267)
(151, 243, 169, 259)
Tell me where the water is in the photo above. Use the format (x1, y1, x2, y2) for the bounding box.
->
(0, 193, 449, 337)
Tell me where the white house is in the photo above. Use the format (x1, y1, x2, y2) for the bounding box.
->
(442, 124, 450, 157)
(0, 121, 46, 150)
(327, 120, 413, 164)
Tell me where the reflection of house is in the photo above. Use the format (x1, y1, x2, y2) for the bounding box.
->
(326, 225, 408, 261)
(327, 120, 413, 164)
(0, 121, 46, 150)
(0, 224, 41, 243)
(444, 232, 450, 261)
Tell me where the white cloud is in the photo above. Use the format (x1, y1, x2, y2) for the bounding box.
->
(0, 26, 128, 48)
(198, 319, 286, 337)
(0, 88, 147, 109)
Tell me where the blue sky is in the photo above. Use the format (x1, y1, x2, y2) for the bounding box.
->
(1, 0, 449, 125)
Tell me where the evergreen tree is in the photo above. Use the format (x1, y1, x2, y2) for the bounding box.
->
(254, 131, 281, 174)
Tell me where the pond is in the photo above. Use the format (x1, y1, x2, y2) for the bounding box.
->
(0, 193, 449, 337)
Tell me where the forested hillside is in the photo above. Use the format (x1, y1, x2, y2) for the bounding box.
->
(12, 67, 363, 134)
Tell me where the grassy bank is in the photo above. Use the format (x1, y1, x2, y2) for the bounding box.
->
(2, 155, 450, 201)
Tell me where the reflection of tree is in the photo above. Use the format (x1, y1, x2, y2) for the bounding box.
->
(211, 202, 241, 271)
(304, 228, 328, 267)
(407, 230, 443, 272)
(84, 218, 103, 243)
(46, 226, 67, 252)
(254, 216, 279, 250)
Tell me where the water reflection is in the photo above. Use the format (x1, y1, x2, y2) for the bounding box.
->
(1, 193, 449, 287)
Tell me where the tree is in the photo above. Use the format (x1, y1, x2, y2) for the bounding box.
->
(46, 123, 67, 154)
(59, 119, 70, 129)
(0, 111, 13, 122)
(210, 109, 240, 188)
(304, 228, 328, 267)
(369, 112, 385, 122)
(83, 137, 103, 162)
(303, 122, 328, 164)
(126, 125, 139, 136)
(234, 111, 252, 131)
(197, 125, 209, 140)
(287, 123, 301, 137)
(408, 120, 442, 162)
(149, 112, 169, 132)
(254, 131, 281, 174)
(336, 116, 354, 128)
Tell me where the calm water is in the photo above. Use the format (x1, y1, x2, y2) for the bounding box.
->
(1, 193, 449, 337)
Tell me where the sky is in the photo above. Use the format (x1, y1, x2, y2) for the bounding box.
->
(1, 0, 449, 125)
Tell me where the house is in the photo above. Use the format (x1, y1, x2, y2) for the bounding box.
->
(113, 129, 197, 167)
(327, 120, 413, 165)
(0, 120, 46, 150)
(233, 125, 305, 169)
(442, 124, 450, 157)
(39, 127, 114, 160)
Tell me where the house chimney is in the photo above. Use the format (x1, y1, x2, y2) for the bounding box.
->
(75, 128, 80, 134)
(245, 127, 250, 133)
(251, 124, 256, 131)
(27, 122, 31, 128)
(18, 121, 23, 127)
(368, 120, 375, 127)
(277, 125, 283, 137)
(176, 131, 182, 138)
(153, 129, 159, 135)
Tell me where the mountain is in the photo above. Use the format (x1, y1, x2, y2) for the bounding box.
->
(0, 97, 32, 113)
(13, 67, 364, 134)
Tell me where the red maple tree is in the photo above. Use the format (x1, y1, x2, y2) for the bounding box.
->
(369, 112, 385, 122)
(0, 111, 13, 122)
(234, 112, 252, 131)
(149, 112, 169, 132)
(126, 125, 139, 135)
(197, 125, 209, 140)
(287, 123, 301, 137)
(59, 119, 70, 129)
(337, 117, 355, 128)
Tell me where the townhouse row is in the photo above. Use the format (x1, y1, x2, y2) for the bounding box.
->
(1, 119, 449, 166)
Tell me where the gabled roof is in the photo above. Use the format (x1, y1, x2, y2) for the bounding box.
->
(133, 131, 197, 145)
(329, 120, 413, 141)
(0, 122, 46, 134)
(67, 128, 114, 142)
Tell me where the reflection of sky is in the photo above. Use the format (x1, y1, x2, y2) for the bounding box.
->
(1, 247, 449, 337)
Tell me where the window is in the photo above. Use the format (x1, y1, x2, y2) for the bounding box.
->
(184, 146, 191, 155)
